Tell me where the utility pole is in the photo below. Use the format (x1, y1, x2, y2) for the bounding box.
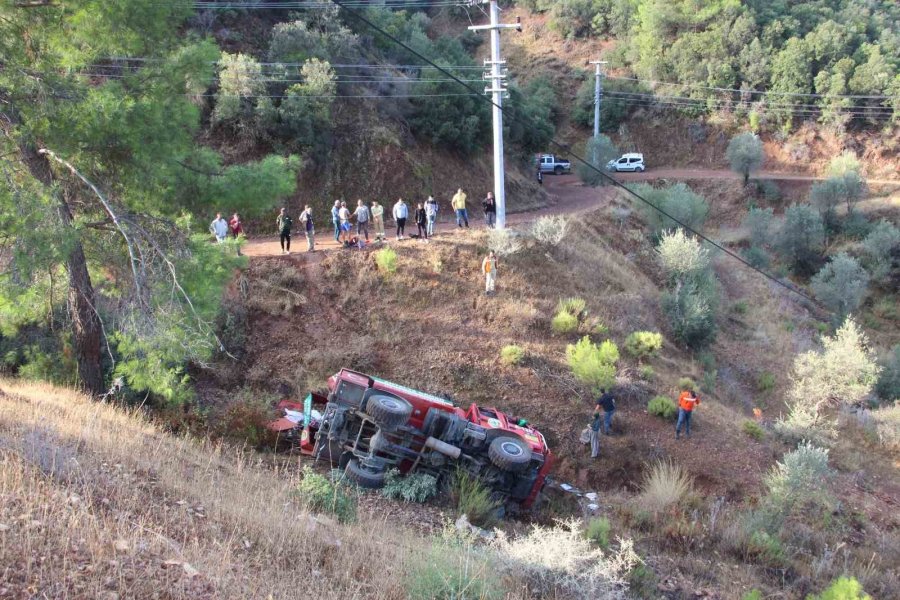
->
(468, 1, 521, 230)
(588, 60, 608, 165)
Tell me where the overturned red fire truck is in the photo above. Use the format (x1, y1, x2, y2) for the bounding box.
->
(270, 369, 554, 510)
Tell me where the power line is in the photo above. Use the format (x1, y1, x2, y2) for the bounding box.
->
(606, 75, 899, 101)
(602, 90, 895, 113)
(330, 0, 826, 311)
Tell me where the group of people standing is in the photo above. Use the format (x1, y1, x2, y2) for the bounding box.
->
(258, 187, 501, 255)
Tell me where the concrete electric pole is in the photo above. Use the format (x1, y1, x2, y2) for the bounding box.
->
(468, 1, 521, 230)
(589, 60, 608, 139)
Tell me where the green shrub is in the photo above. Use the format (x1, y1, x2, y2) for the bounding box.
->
(743, 206, 774, 247)
(648, 396, 678, 420)
(499, 344, 525, 366)
(701, 370, 717, 394)
(566, 336, 620, 394)
(297, 467, 356, 523)
(745, 530, 785, 566)
(551, 309, 578, 334)
(404, 542, 504, 600)
(374, 247, 398, 274)
(757, 371, 776, 393)
(677, 377, 696, 392)
(639, 365, 655, 380)
(556, 297, 586, 317)
(584, 516, 611, 548)
(811, 252, 870, 323)
(860, 219, 899, 282)
(764, 441, 833, 516)
(636, 182, 710, 234)
(742, 420, 764, 440)
(742, 590, 762, 600)
(381, 470, 438, 503)
(875, 344, 900, 402)
(807, 577, 872, 600)
(732, 300, 749, 315)
(451, 470, 500, 529)
(726, 132, 764, 184)
(776, 204, 825, 276)
(629, 562, 658, 600)
(742, 245, 771, 269)
(624, 331, 663, 361)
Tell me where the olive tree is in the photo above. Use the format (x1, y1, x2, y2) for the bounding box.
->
(726, 132, 764, 185)
(775, 204, 825, 276)
(811, 253, 870, 322)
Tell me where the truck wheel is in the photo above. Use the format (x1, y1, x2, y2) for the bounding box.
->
(554, 166, 563, 175)
(365, 395, 412, 432)
(344, 458, 386, 489)
(488, 436, 531, 473)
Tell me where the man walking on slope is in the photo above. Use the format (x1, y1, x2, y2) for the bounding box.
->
(675, 388, 700, 439)
(209, 212, 229, 243)
(596, 388, 616, 435)
(481, 250, 497, 295)
(276, 207, 293, 255)
(451, 188, 469, 228)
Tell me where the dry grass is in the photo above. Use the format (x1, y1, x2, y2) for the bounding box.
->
(0, 379, 506, 599)
(637, 460, 694, 515)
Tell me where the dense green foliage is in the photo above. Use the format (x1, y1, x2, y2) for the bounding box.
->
(523, 0, 900, 125)
(776, 204, 825, 276)
(726, 133, 764, 184)
(298, 468, 357, 523)
(807, 577, 872, 600)
(633, 183, 709, 235)
(381, 470, 438, 503)
(811, 253, 869, 322)
(623, 331, 663, 360)
(0, 1, 299, 401)
(500, 344, 526, 366)
(566, 336, 620, 393)
(648, 395, 678, 420)
(656, 229, 718, 348)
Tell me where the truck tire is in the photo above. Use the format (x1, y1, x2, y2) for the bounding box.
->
(365, 395, 412, 432)
(488, 436, 531, 473)
(554, 166, 563, 175)
(344, 458, 386, 489)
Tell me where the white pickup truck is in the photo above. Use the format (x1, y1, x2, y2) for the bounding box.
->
(536, 154, 572, 175)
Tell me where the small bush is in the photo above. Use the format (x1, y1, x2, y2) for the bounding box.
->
(492, 519, 639, 598)
(374, 247, 398, 274)
(635, 182, 709, 234)
(639, 365, 655, 380)
(811, 252, 870, 322)
(677, 377, 696, 392)
(499, 344, 525, 366)
(381, 470, 438, 503)
(757, 371, 776, 393)
(764, 441, 833, 516)
(638, 460, 693, 514)
(732, 300, 749, 315)
(656, 229, 711, 278)
(405, 542, 504, 600)
(584, 517, 611, 549)
(861, 219, 900, 283)
(566, 336, 620, 394)
(743, 206, 774, 247)
(726, 132, 764, 184)
(487, 228, 523, 257)
(624, 331, 663, 361)
(648, 396, 678, 420)
(451, 470, 500, 529)
(875, 345, 900, 402)
(551, 309, 578, 334)
(557, 297, 587, 317)
(745, 530, 785, 567)
(807, 576, 872, 600)
(776, 204, 825, 276)
(743, 245, 771, 269)
(531, 215, 568, 246)
(742, 420, 764, 440)
(662, 282, 718, 348)
(297, 467, 357, 523)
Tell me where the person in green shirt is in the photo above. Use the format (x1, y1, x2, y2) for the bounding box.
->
(276, 207, 293, 255)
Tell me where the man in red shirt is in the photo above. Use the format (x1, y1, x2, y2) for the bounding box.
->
(675, 389, 700, 439)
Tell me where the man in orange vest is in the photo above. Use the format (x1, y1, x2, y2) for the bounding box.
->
(675, 388, 700, 439)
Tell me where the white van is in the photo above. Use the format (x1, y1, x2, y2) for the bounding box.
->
(606, 153, 645, 172)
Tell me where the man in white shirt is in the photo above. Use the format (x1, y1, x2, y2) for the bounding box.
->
(209, 212, 229, 243)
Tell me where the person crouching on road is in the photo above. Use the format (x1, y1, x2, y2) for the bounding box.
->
(415, 202, 428, 242)
(300, 205, 315, 252)
(482, 191, 497, 229)
(676, 388, 700, 439)
(331, 200, 341, 243)
(393, 198, 408, 240)
(481, 250, 497, 295)
(276, 207, 292, 255)
(210, 212, 229, 243)
(371, 201, 385, 242)
(589, 409, 602, 458)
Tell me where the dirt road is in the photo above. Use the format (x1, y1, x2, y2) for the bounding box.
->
(242, 168, 898, 258)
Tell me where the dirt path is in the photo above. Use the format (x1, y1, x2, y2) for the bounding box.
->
(242, 168, 898, 258)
